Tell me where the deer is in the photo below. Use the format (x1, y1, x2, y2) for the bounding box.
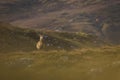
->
(36, 35, 43, 50)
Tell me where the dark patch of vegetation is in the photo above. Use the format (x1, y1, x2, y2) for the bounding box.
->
(0, 22, 101, 53)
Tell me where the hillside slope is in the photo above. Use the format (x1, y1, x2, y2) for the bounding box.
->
(0, 22, 37, 52)
(0, 0, 120, 43)
(96, 3, 120, 43)
(0, 22, 100, 53)
(0, 0, 119, 22)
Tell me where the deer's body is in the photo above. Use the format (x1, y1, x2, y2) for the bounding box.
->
(36, 35, 43, 50)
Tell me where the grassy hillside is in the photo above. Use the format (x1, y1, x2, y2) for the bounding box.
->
(0, 45, 120, 80)
(0, 22, 37, 52)
(3, 0, 118, 44)
(0, 22, 101, 53)
(0, 1, 120, 80)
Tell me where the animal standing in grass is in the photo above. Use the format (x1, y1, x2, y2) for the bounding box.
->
(36, 35, 43, 50)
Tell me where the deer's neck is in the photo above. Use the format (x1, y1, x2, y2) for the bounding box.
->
(40, 38, 43, 42)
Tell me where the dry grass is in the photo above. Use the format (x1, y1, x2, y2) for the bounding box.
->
(0, 45, 120, 80)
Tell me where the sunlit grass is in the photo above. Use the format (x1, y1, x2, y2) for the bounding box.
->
(0, 45, 120, 80)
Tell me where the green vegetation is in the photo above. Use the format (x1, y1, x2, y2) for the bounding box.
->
(0, 22, 120, 80)
(0, 22, 101, 53)
(0, 22, 37, 52)
(0, 1, 120, 80)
